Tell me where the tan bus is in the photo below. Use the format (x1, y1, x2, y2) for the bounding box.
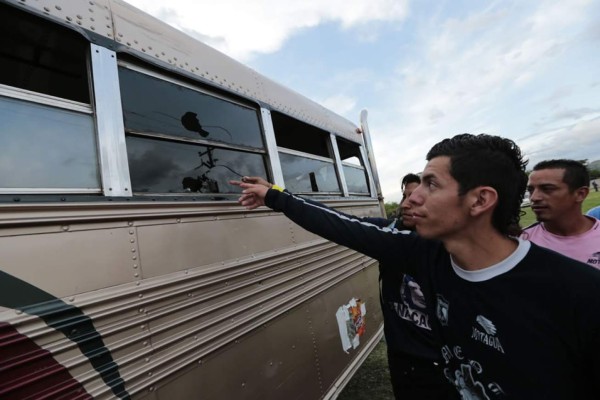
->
(0, 1, 386, 398)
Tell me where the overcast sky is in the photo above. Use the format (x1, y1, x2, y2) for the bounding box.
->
(124, 0, 600, 202)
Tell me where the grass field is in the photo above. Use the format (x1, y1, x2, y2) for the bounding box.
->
(337, 339, 393, 400)
(340, 191, 600, 400)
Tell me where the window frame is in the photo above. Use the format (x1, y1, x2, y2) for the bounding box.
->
(117, 61, 269, 197)
(0, 42, 100, 195)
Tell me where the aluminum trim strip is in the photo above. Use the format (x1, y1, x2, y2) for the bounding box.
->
(261, 108, 285, 186)
(277, 147, 335, 163)
(0, 84, 92, 113)
(91, 44, 133, 197)
(330, 134, 349, 197)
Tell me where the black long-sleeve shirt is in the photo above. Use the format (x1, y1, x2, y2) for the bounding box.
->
(297, 196, 441, 362)
(265, 189, 600, 398)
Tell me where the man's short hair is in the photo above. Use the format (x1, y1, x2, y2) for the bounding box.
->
(426, 133, 528, 236)
(532, 159, 590, 192)
(401, 173, 421, 190)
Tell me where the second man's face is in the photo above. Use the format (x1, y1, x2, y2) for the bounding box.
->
(527, 168, 581, 223)
(400, 182, 420, 229)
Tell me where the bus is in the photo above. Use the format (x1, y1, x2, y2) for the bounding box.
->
(0, 0, 386, 398)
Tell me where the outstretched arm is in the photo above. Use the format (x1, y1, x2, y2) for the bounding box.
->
(230, 180, 419, 265)
(230, 176, 395, 228)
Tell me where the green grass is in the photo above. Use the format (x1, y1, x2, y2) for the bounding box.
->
(338, 339, 394, 400)
(520, 190, 600, 227)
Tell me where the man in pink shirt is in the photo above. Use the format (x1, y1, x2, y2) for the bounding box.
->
(521, 159, 600, 268)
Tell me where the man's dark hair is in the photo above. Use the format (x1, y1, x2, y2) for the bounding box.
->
(401, 173, 421, 190)
(426, 133, 528, 236)
(532, 159, 590, 191)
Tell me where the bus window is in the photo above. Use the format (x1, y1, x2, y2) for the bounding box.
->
(126, 136, 266, 194)
(0, 3, 98, 193)
(271, 111, 341, 194)
(118, 66, 268, 196)
(337, 138, 370, 195)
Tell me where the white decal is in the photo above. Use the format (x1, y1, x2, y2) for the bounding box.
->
(335, 298, 366, 353)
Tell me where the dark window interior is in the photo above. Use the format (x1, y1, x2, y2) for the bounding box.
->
(271, 111, 330, 157)
(0, 3, 90, 103)
(337, 137, 364, 165)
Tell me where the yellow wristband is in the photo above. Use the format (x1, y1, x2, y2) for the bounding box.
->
(271, 184, 284, 192)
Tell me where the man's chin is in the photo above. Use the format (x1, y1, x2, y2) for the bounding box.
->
(533, 214, 548, 222)
(415, 226, 435, 239)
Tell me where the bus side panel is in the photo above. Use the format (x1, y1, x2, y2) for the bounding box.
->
(135, 213, 297, 278)
(0, 225, 136, 297)
(307, 261, 382, 391)
(142, 261, 380, 400)
(149, 300, 322, 400)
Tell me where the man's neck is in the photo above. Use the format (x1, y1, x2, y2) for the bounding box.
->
(444, 229, 518, 271)
(542, 214, 594, 236)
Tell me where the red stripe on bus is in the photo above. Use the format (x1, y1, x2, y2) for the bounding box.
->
(0, 322, 93, 400)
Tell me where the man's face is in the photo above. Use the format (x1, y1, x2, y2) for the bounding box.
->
(406, 156, 470, 240)
(400, 182, 419, 229)
(527, 168, 582, 223)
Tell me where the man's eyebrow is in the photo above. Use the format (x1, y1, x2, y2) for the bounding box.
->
(527, 183, 560, 193)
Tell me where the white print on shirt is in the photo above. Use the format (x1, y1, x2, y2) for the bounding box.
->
(441, 345, 505, 399)
(388, 275, 432, 330)
(472, 315, 505, 354)
(389, 302, 431, 330)
(436, 294, 450, 326)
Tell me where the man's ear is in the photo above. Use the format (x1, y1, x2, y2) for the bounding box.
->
(469, 187, 498, 216)
(573, 186, 589, 203)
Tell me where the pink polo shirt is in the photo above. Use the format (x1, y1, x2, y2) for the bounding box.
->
(521, 218, 600, 269)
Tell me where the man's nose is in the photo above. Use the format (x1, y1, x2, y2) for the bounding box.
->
(408, 187, 423, 205)
(529, 188, 541, 201)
